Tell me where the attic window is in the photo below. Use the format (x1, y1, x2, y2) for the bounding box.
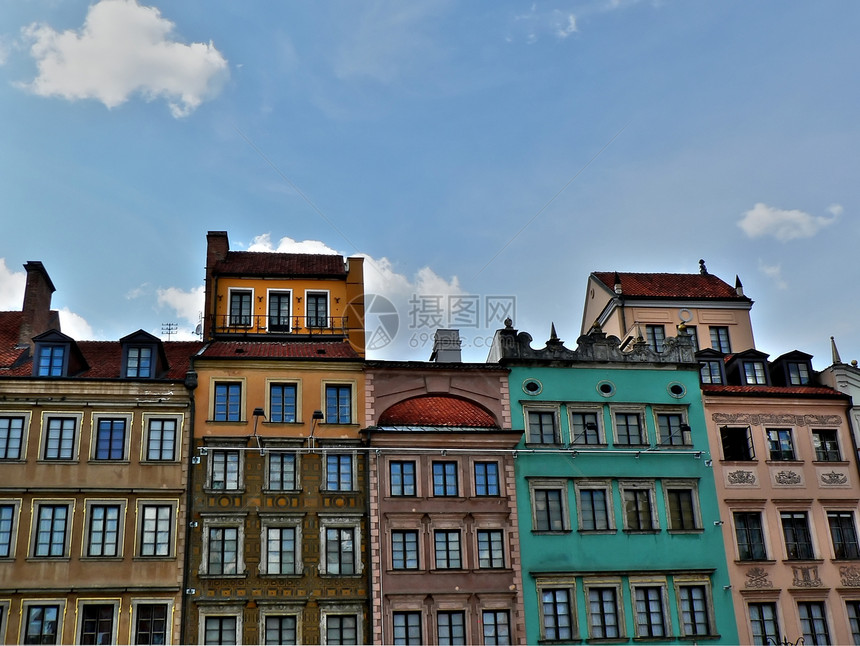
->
(36, 344, 66, 377)
(787, 361, 810, 385)
(125, 346, 153, 378)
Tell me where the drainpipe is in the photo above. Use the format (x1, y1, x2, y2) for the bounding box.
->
(180, 354, 201, 645)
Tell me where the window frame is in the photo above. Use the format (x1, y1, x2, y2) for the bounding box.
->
(91, 413, 132, 462)
(798, 600, 831, 645)
(583, 579, 624, 640)
(319, 515, 363, 576)
(0, 413, 30, 461)
(612, 408, 647, 446)
(268, 382, 299, 424)
(629, 577, 670, 639)
(663, 480, 702, 532)
(0, 499, 22, 559)
(742, 360, 769, 385)
(787, 361, 811, 385)
(846, 600, 860, 646)
(324, 452, 355, 492)
(258, 604, 302, 646)
(31, 500, 72, 558)
(720, 426, 755, 461)
(35, 343, 68, 377)
(473, 461, 501, 496)
(748, 601, 780, 646)
(389, 460, 417, 497)
(130, 600, 172, 646)
(432, 461, 459, 497)
(529, 479, 570, 533)
(266, 450, 299, 492)
(482, 609, 511, 646)
(142, 415, 181, 462)
(434, 529, 463, 570)
(812, 429, 842, 462)
(228, 288, 253, 327)
(206, 448, 243, 492)
(767, 428, 797, 461)
(654, 408, 692, 447)
(20, 600, 66, 645)
(436, 610, 467, 646)
(827, 510, 860, 560)
(700, 359, 724, 384)
(137, 500, 177, 558)
(476, 529, 506, 569)
(574, 480, 614, 533)
(733, 511, 768, 561)
(675, 578, 717, 638)
(392, 611, 422, 646)
(305, 290, 330, 329)
(40, 413, 82, 462)
(709, 326, 731, 353)
(212, 381, 244, 422)
(535, 578, 576, 642)
(198, 606, 243, 646)
(200, 514, 246, 577)
(83, 499, 126, 559)
(568, 407, 604, 446)
(319, 605, 362, 645)
(260, 514, 303, 576)
(524, 407, 560, 445)
(125, 345, 155, 378)
(267, 289, 293, 332)
(391, 529, 420, 571)
(781, 511, 815, 560)
(324, 383, 354, 425)
(76, 599, 120, 645)
(645, 324, 665, 352)
(619, 480, 658, 532)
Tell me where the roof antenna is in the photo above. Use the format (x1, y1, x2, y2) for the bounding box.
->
(699, 259, 708, 275)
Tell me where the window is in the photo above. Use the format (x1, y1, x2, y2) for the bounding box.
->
(325, 385, 352, 424)
(264, 615, 297, 645)
(133, 603, 168, 645)
(270, 383, 297, 423)
(621, 482, 656, 531)
(43, 417, 76, 460)
(434, 530, 462, 569)
(477, 530, 505, 568)
(204, 616, 237, 645)
(527, 410, 558, 444)
(686, 326, 699, 350)
(787, 361, 811, 385)
(781, 512, 814, 560)
(390, 461, 416, 496)
(828, 511, 860, 559)
(325, 454, 354, 491)
(532, 486, 566, 532)
(126, 346, 153, 378)
(307, 292, 329, 328)
(734, 512, 767, 561)
(229, 289, 252, 327)
(146, 418, 177, 461)
(614, 412, 645, 445)
(482, 610, 511, 646)
(214, 383, 242, 422)
(80, 604, 115, 645)
(813, 429, 841, 461)
(37, 344, 66, 376)
(140, 504, 173, 557)
(633, 586, 666, 638)
(87, 503, 122, 557)
(24, 604, 61, 644)
(666, 484, 700, 531)
(268, 452, 297, 491)
(474, 462, 500, 496)
(391, 530, 419, 570)
(657, 412, 691, 446)
(33, 503, 69, 557)
(710, 326, 731, 353)
(432, 462, 458, 497)
(265, 525, 298, 575)
(540, 588, 573, 641)
(207, 526, 240, 575)
(767, 428, 796, 461)
(436, 611, 465, 646)
(325, 614, 358, 645)
(576, 482, 612, 532)
(0, 503, 17, 558)
(587, 587, 620, 639)
(700, 360, 723, 384)
(94, 418, 126, 460)
(749, 602, 779, 645)
(678, 584, 713, 637)
(798, 601, 830, 645)
(268, 291, 291, 332)
(324, 526, 356, 575)
(721, 426, 755, 461)
(645, 325, 665, 352)
(393, 612, 421, 645)
(210, 450, 241, 490)
(0, 416, 24, 459)
(743, 361, 768, 385)
(847, 601, 860, 646)
(570, 411, 601, 445)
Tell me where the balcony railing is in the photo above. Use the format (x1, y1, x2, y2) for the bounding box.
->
(213, 314, 350, 336)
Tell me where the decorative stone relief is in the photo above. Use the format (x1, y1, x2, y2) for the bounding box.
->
(840, 565, 860, 587)
(712, 413, 842, 427)
(727, 470, 757, 485)
(774, 470, 802, 485)
(792, 565, 822, 587)
(821, 471, 849, 486)
(745, 567, 772, 588)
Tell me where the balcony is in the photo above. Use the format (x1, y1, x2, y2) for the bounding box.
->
(213, 314, 350, 338)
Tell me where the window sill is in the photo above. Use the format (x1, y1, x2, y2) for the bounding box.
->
(667, 529, 704, 535)
(134, 556, 175, 561)
(80, 556, 124, 562)
(677, 635, 719, 641)
(259, 572, 303, 578)
(811, 460, 849, 466)
(140, 460, 180, 465)
(206, 420, 246, 424)
(782, 558, 823, 564)
(263, 489, 301, 495)
(719, 459, 757, 464)
(0, 459, 25, 464)
(532, 530, 573, 535)
(26, 556, 70, 562)
(198, 573, 248, 579)
(88, 460, 130, 465)
(622, 529, 660, 535)
(734, 559, 776, 565)
(36, 459, 78, 464)
(765, 459, 803, 465)
(578, 529, 616, 535)
(832, 557, 860, 562)
(204, 488, 246, 495)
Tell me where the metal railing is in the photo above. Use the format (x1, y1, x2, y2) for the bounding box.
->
(213, 314, 350, 336)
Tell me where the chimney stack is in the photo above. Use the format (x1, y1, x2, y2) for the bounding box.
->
(430, 329, 462, 363)
(19, 262, 57, 350)
(203, 231, 230, 340)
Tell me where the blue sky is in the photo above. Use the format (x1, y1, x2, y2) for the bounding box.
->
(1, 0, 858, 367)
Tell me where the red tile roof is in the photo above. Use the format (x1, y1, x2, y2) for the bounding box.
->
(702, 384, 847, 398)
(215, 251, 346, 277)
(592, 272, 748, 300)
(0, 312, 26, 369)
(379, 395, 498, 427)
(201, 340, 361, 360)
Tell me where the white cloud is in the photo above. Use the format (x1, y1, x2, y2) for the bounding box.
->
(553, 12, 578, 38)
(58, 307, 95, 339)
(247, 233, 340, 255)
(828, 203, 844, 217)
(738, 202, 840, 242)
(19, 0, 228, 117)
(156, 285, 204, 326)
(511, 6, 578, 43)
(758, 260, 788, 290)
(0, 259, 26, 310)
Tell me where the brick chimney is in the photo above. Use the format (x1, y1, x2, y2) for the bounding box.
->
(18, 261, 58, 349)
(203, 231, 230, 340)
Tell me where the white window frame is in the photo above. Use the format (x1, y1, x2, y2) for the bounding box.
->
(20, 599, 67, 645)
(582, 577, 625, 640)
(76, 598, 120, 645)
(258, 602, 303, 646)
(200, 513, 247, 577)
(567, 405, 605, 446)
(82, 499, 128, 559)
(319, 514, 363, 576)
(136, 499, 178, 558)
(319, 603, 363, 646)
(198, 604, 244, 646)
(305, 289, 331, 329)
(259, 514, 303, 576)
(652, 407, 691, 447)
(39, 412, 83, 462)
(141, 414, 183, 462)
(266, 288, 293, 332)
(210, 378, 246, 423)
(130, 599, 174, 646)
(610, 406, 648, 446)
(674, 575, 717, 638)
(574, 479, 615, 533)
(0, 411, 31, 460)
(662, 479, 702, 533)
(228, 287, 254, 327)
(524, 406, 561, 445)
(205, 447, 245, 493)
(0, 499, 22, 559)
(266, 379, 302, 424)
(618, 480, 659, 532)
(90, 412, 133, 462)
(322, 381, 356, 425)
(528, 478, 570, 533)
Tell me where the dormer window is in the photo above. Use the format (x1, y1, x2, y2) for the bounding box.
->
(787, 361, 810, 385)
(126, 346, 153, 378)
(32, 330, 84, 378)
(742, 361, 768, 385)
(37, 344, 66, 376)
(700, 360, 723, 384)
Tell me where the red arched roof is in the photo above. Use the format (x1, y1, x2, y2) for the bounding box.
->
(378, 395, 497, 427)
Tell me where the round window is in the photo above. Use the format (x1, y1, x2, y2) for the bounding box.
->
(523, 379, 543, 395)
(668, 382, 686, 398)
(597, 380, 615, 397)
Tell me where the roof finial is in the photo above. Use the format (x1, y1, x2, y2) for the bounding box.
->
(613, 271, 622, 294)
(550, 323, 559, 341)
(831, 336, 843, 364)
(699, 259, 708, 275)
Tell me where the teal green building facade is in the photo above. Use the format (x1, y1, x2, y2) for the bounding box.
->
(489, 323, 738, 644)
